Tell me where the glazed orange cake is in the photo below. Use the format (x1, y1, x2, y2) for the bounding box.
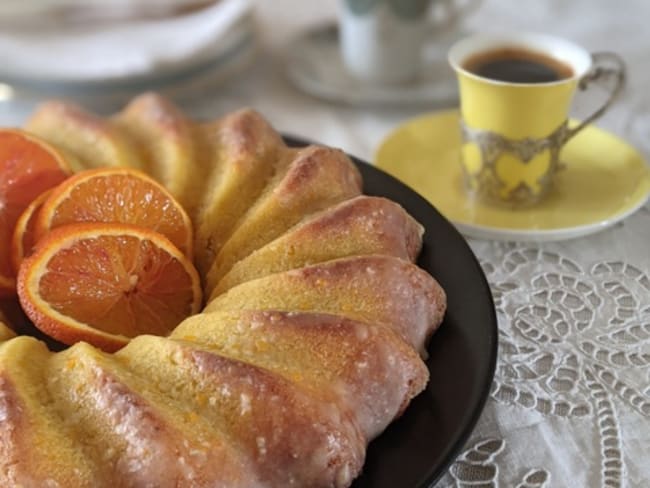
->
(0, 93, 446, 487)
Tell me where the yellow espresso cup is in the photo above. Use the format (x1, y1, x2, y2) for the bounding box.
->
(448, 32, 625, 206)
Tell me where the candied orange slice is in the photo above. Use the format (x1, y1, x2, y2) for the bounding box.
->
(17, 223, 202, 352)
(35, 167, 193, 258)
(11, 190, 51, 274)
(0, 129, 71, 295)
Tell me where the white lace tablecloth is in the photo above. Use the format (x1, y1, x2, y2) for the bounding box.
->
(1, 0, 648, 486)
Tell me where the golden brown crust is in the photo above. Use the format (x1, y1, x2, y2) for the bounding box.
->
(117, 336, 366, 487)
(26, 100, 140, 172)
(193, 109, 287, 277)
(173, 310, 429, 439)
(112, 93, 198, 209)
(204, 144, 363, 293)
(213, 195, 424, 294)
(0, 338, 98, 487)
(206, 255, 446, 356)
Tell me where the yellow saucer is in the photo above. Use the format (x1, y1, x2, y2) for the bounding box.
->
(375, 110, 650, 241)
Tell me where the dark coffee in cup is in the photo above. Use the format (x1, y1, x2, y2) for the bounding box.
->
(463, 47, 574, 83)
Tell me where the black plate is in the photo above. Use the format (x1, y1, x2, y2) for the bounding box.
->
(285, 136, 498, 488)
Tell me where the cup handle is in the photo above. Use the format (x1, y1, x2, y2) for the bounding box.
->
(565, 52, 626, 140)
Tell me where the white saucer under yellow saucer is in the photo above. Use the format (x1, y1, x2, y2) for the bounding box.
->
(375, 110, 650, 242)
(284, 23, 460, 107)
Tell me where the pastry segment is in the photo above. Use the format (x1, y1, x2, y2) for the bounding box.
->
(206, 255, 446, 356)
(112, 93, 198, 210)
(27, 100, 140, 172)
(212, 195, 424, 294)
(173, 310, 429, 439)
(118, 335, 366, 487)
(193, 109, 288, 277)
(205, 145, 363, 292)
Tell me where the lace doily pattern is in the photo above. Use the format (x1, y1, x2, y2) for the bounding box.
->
(438, 438, 550, 488)
(440, 226, 650, 487)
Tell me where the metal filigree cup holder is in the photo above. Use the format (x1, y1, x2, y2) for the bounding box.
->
(460, 121, 572, 207)
(452, 46, 626, 209)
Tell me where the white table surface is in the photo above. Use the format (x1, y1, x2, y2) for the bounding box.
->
(1, 1, 649, 486)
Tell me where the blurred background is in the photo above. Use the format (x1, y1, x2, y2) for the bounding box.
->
(0, 0, 648, 160)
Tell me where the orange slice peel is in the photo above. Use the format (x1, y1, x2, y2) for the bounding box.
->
(11, 190, 51, 274)
(0, 129, 71, 295)
(17, 223, 202, 353)
(35, 167, 193, 258)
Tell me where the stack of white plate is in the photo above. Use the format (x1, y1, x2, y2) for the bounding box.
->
(0, 0, 256, 110)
